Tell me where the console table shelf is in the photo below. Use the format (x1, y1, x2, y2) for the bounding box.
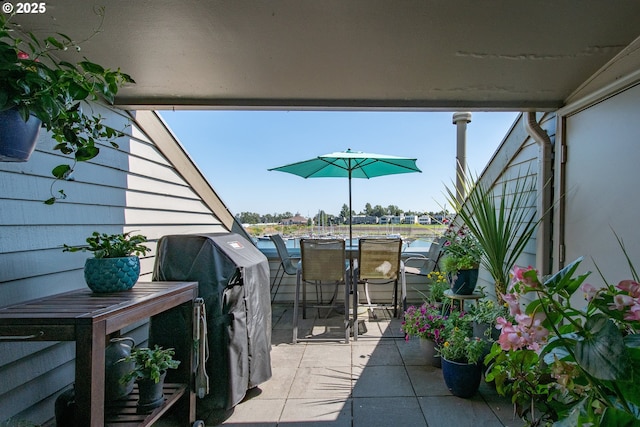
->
(0, 281, 199, 427)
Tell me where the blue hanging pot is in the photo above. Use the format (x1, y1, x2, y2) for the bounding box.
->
(0, 108, 42, 162)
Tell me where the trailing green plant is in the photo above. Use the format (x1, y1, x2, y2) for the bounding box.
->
(467, 295, 509, 327)
(445, 171, 541, 301)
(485, 236, 640, 426)
(0, 10, 134, 203)
(440, 224, 483, 273)
(439, 312, 485, 364)
(119, 345, 180, 384)
(63, 231, 150, 259)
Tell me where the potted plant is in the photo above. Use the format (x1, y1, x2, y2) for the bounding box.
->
(467, 294, 508, 341)
(445, 172, 541, 302)
(485, 240, 640, 426)
(426, 270, 449, 306)
(401, 302, 447, 367)
(0, 12, 134, 203)
(119, 345, 181, 412)
(440, 224, 483, 295)
(63, 231, 151, 292)
(439, 312, 486, 398)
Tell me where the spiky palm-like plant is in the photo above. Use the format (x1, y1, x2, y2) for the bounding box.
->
(445, 172, 541, 300)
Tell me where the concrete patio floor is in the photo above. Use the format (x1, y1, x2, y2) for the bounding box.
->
(200, 305, 517, 427)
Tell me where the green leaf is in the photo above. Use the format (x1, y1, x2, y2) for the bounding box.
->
(79, 60, 105, 75)
(67, 82, 90, 100)
(44, 197, 56, 205)
(44, 36, 65, 50)
(75, 145, 99, 162)
(543, 257, 585, 293)
(52, 164, 71, 179)
(600, 405, 640, 427)
(575, 314, 628, 380)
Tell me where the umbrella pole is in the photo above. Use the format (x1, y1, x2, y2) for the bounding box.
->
(348, 165, 357, 340)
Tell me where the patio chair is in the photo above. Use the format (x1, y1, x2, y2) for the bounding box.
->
(269, 234, 300, 302)
(355, 238, 405, 323)
(403, 237, 445, 278)
(293, 238, 350, 343)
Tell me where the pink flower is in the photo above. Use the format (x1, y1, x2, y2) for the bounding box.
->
(496, 313, 549, 351)
(510, 265, 539, 289)
(624, 303, 640, 321)
(616, 280, 640, 298)
(17, 51, 29, 60)
(609, 294, 635, 311)
(581, 283, 598, 302)
(503, 293, 522, 316)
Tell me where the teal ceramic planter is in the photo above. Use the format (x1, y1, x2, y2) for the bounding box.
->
(84, 256, 140, 293)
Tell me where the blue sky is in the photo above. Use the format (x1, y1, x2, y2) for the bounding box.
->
(159, 110, 520, 217)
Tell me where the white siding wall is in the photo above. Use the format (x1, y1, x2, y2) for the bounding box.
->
(0, 105, 229, 424)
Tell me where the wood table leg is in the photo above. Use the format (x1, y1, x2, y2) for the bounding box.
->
(75, 321, 106, 427)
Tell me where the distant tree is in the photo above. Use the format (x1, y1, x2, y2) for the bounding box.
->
(236, 212, 261, 224)
(364, 203, 373, 215)
(387, 205, 402, 216)
(340, 204, 350, 221)
(371, 204, 386, 217)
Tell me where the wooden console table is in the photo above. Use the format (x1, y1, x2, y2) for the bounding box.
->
(0, 281, 198, 427)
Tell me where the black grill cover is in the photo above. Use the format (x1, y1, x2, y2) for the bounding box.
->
(149, 233, 272, 410)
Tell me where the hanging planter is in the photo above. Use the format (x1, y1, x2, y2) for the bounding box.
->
(0, 13, 134, 202)
(0, 108, 41, 162)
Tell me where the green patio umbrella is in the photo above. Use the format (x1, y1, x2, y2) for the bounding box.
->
(268, 148, 422, 245)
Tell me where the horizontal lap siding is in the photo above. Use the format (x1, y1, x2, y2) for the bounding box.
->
(0, 105, 230, 424)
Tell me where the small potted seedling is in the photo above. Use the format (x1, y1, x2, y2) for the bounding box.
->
(119, 345, 181, 412)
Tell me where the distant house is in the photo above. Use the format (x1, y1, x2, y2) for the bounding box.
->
(418, 215, 432, 225)
(390, 215, 404, 224)
(404, 215, 419, 224)
(282, 214, 308, 225)
(352, 215, 379, 224)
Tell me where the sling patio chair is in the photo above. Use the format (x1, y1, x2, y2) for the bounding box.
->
(269, 234, 300, 302)
(403, 236, 445, 279)
(293, 238, 350, 343)
(354, 238, 405, 330)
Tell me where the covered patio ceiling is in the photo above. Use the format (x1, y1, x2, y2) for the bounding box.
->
(11, 1, 640, 111)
